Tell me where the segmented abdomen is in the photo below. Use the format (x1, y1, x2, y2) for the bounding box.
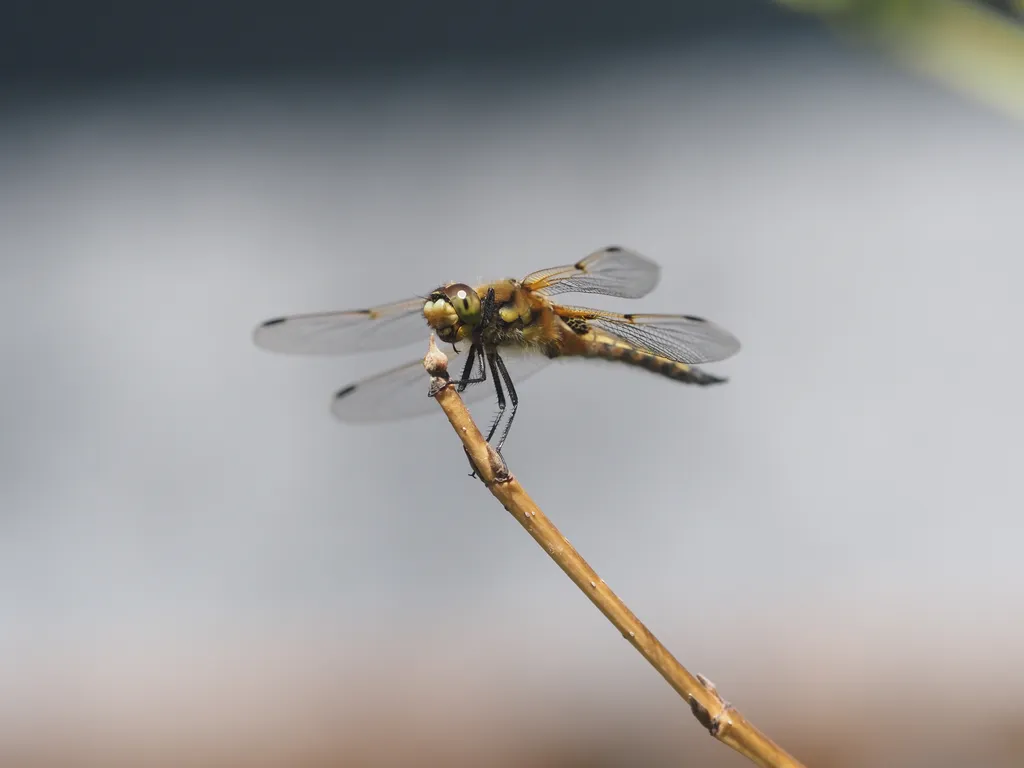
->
(580, 338, 726, 386)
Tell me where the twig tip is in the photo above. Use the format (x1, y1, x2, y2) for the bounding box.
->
(424, 334, 449, 376)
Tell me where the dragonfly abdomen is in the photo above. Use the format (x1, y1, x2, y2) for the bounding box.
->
(583, 339, 726, 386)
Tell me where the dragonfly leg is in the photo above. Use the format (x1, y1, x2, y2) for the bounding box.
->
(480, 287, 497, 326)
(492, 351, 518, 453)
(464, 344, 505, 481)
(451, 343, 486, 392)
(484, 348, 507, 444)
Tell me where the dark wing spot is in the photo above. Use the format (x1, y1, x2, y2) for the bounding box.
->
(623, 313, 636, 322)
(335, 384, 357, 399)
(261, 317, 288, 327)
(682, 314, 705, 323)
(605, 245, 623, 252)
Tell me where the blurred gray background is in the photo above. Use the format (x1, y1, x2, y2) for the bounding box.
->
(2, 2, 1023, 766)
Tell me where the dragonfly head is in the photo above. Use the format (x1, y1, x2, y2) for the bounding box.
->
(423, 283, 482, 342)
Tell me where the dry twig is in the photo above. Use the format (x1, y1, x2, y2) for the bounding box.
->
(422, 335, 806, 768)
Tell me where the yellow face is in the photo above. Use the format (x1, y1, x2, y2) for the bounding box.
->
(423, 283, 482, 343)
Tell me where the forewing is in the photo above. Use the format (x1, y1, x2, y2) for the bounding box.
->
(253, 297, 428, 355)
(561, 307, 741, 364)
(331, 345, 553, 423)
(522, 246, 660, 299)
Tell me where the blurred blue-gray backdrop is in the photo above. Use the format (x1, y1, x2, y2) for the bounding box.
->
(2, 2, 1023, 766)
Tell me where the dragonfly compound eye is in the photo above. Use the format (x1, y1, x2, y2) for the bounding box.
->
(442, 283, 482, 324)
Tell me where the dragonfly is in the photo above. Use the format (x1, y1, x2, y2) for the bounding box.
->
(253, 246, 740, 455)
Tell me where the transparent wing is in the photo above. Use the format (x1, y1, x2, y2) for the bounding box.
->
(522, 246, 660, 299)
(331, 345, 553, 423)
(559, 307, 741, 365)
(253, 297, 428, 355)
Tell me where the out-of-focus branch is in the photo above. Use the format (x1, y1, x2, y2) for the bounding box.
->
(778, 0, 1024, 121)
(422, 335, 806, 768)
